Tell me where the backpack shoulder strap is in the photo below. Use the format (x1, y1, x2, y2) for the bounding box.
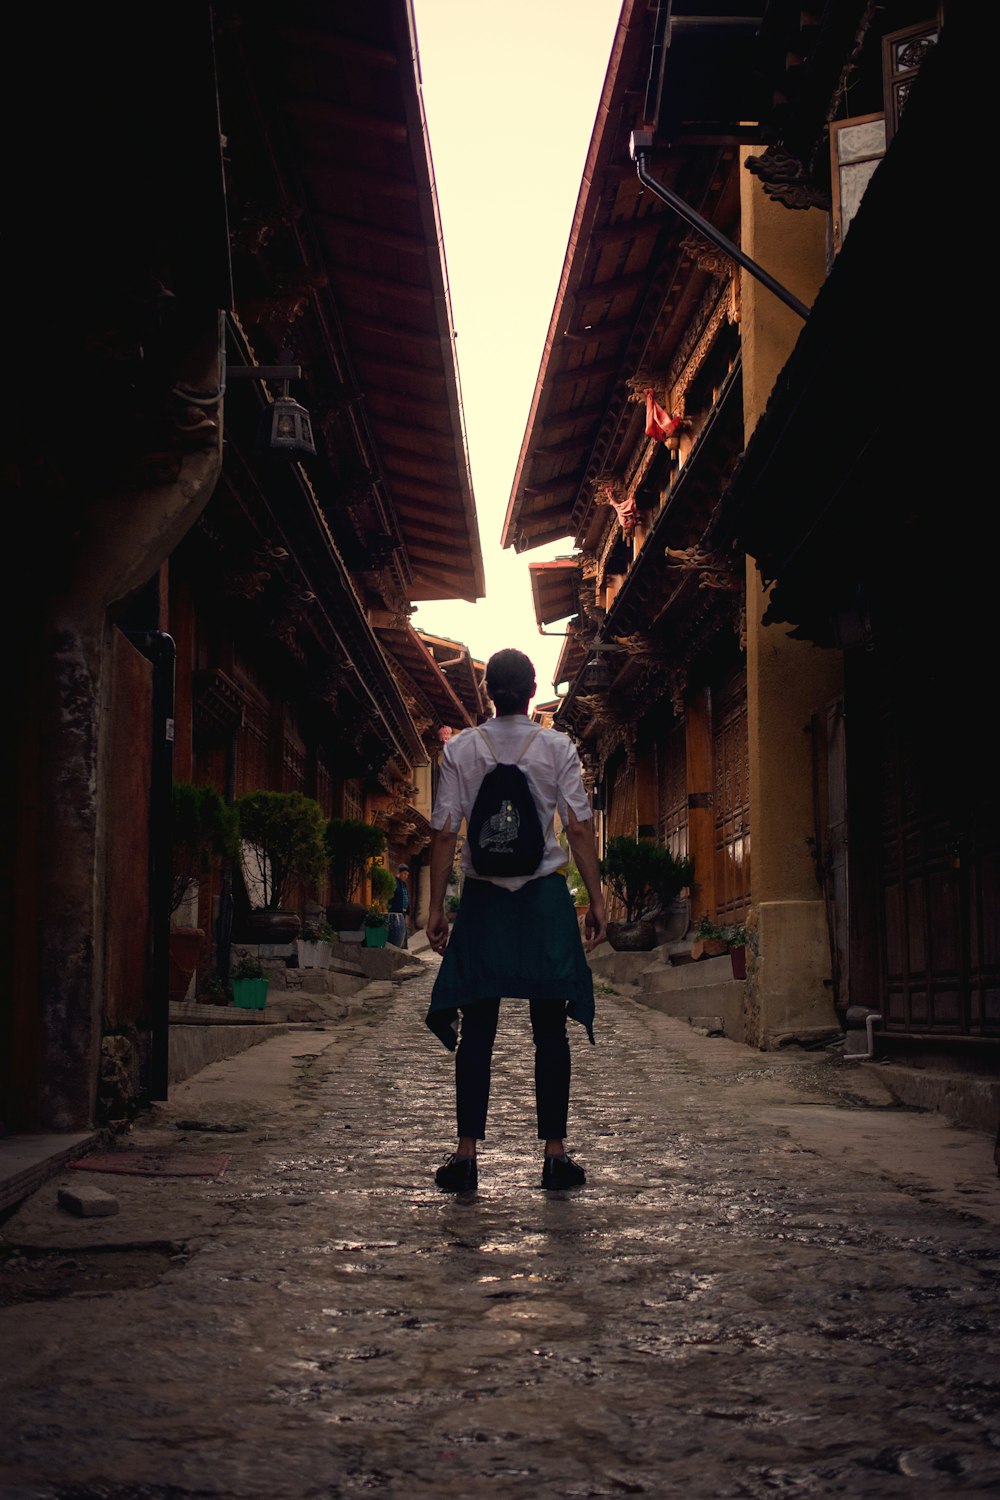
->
(512, 724, 543, 766)
(475, 725, 498, 764)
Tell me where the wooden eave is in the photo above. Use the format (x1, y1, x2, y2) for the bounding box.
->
(416, 631, 488, 722)
(375, 623, 476, 733)
(528, 557, 584, 628)
(554, 362, 745, 723)
(502, 0, 755, 561)
(221, 1, 484, 606)
(191, 414, 429, 770)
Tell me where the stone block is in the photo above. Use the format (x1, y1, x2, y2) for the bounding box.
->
(58, 1184, 120, 1218)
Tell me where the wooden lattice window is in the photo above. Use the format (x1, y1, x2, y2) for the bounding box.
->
(713, 672, 750, 921)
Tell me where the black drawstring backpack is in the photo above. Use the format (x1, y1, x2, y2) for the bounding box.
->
(466, 725, 545, 877)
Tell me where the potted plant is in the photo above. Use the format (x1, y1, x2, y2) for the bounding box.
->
(235, 789, 327, 942)
(169, 781, 240, 1003)
(296, 913, 335, 969)
(231, 950, 269, 1009)
(197, 972, 228, 1006)
(691, 915, 752, 976)
(600, 836, 695, 951)
(363, 901, 389, 949)
(325, 817, 387, 935)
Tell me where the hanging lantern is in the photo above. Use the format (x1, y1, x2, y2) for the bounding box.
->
(267, 384, 316, 457)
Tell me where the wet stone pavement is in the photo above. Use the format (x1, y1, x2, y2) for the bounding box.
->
(2, 952, 999, 1500)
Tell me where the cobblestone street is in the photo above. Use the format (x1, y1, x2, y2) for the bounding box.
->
(2, 954, 999, 1499)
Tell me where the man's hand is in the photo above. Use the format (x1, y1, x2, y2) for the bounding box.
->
(426, 906, 450, 956)
(583, 896, 607, 948)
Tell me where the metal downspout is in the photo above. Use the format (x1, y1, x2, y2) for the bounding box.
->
(629, 129, 810, 322)
(127, 629, 175, 1102)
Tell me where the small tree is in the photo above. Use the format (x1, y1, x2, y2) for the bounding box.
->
(600, 836, 694, 923)
(325, 818, 387, 902)
(170, 781, 240, 916)
(369, 861, 397, 910)
(236, 790, 327, 911)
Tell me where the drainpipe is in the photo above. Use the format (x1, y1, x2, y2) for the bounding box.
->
(216, 718, 238, 994)
(629, 128, 810, 322)
(126, 630, 175, 1101)
(843, 1006, 883, 1060)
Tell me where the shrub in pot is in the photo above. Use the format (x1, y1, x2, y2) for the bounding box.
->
(169, 781, 240, 1002)
(325, 817, 387, 932)
(235, 789, 327, 941)
(600, 836, 695, 951)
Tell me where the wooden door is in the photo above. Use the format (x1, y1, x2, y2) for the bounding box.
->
(879, 701, 1000, 1040)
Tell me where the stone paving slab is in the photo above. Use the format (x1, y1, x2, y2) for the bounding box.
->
(1, 959, 998, 1500)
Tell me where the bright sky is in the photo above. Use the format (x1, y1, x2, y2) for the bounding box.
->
(408, 0, 623, 702)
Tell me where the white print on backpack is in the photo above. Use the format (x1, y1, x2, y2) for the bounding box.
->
(478, 798, 520, 857)
(466, 724, 545, 877)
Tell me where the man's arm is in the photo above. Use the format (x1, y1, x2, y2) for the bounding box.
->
(426, 819, 458, 955)
(565, 806, 607, 946)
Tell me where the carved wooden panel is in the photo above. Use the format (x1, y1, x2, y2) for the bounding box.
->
(712, 668, 750, 921)
(656, 718, 689, 862)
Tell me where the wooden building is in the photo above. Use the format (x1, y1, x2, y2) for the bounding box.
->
(1, 2, 483, 1143)
(505, 0, 989, 1084)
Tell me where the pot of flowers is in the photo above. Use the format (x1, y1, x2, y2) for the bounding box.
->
(600, 836, 695, 952)
(231, 950, 269, 1010)
(235, 789, 327, 943)
(691, 915, 752, 976)
(296, 914, 335, 969)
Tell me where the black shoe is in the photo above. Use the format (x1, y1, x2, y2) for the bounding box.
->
(435, 1153, 478, 1192)
(541, 1153, 586, 1189)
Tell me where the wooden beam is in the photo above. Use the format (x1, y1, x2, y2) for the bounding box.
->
(335, 267, 434, 303)
(315, 213, 427, 256)
(548, 357, 622, 388)
(540, 401, 608, 429)
(288, 99, 408, 142)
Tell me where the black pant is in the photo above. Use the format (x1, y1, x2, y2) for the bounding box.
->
(455, 998, 570, 1141)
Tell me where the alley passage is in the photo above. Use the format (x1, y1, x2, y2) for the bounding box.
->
(2, 956, 999, 1499)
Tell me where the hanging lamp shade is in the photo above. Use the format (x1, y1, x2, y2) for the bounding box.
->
(580, 652, 612, 693)
(267, 384, 315, 457)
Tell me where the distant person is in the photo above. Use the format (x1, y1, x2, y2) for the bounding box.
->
(387, 864, 409, 949)
(424, 647, 607, 1193)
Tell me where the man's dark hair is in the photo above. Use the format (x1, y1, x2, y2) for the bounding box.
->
(485, 648, 536, 714)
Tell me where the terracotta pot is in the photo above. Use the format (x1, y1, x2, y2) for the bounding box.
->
(168, 926, 204, 1003)
(606, 919, 657, 952)
(246, 908, 301, 943)
(730, 944, 747, 979)
(691, 935, 729, 961)
(326, 900, 367, 932)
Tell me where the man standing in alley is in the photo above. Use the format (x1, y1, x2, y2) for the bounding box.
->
(387, 864, 409, 948)
(424, 647, 607, 1193)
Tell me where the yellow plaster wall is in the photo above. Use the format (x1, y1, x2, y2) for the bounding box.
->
(739, 152, 843, 1042)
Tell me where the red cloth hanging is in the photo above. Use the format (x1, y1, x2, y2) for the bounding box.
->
(611, 495, 638, 533)
(645, 388, 671, 441)
(645, 388, 685, 446)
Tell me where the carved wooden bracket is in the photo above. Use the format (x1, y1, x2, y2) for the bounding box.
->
(744, 146, 830, 211)
(665, 544, 743, 593)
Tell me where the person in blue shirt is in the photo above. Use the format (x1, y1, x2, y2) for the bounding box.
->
(387, 864, 409, 948)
